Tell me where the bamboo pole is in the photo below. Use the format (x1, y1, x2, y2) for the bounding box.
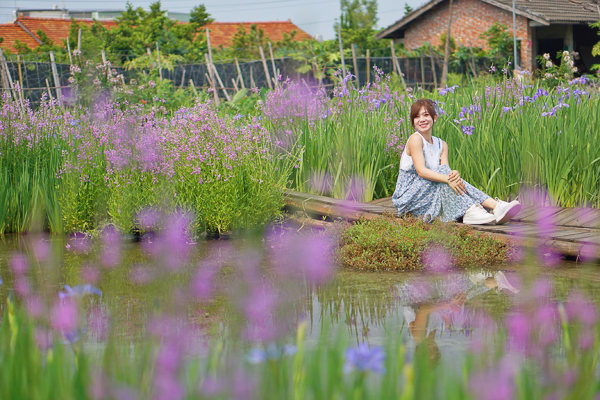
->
(351, 44, 360, 87)
(156, 42, 162, 80)
(205, 27, 220, 105)
(77, 28, 82, 61)
(250, 65, 256, 88)
(232, 78, 239, 93)
(235, 58, 245, 89)
(45, 78, 55, 105)
(0, 49, 20, 111)
(390, 41, 406, 88)
(420, 51, 426, 87)
(429, 45, 438, 88)
(49, 51, 63, 109)
(212, 64, 231, 102)
(366, 49, 370, 84)
(258, 45, 272, 89)
(101, 50, 107, 64)
(268, 42, 278, 88)
(180, 68, 186, 88)
(17, 55, 25, 106)
(66, 41, 73, 65)
(337, 24, 346, 78)
(189, 79, 197, 96)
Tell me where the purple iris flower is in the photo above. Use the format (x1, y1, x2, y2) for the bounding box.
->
(439, 85, 459, 96)
(246, 343, 297, 364)
(343, 344, 386, 374)
(59, 284, 102, 299)
(461, 125, 475, 135)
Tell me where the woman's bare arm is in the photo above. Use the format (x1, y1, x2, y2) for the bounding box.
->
(407, 135, 450, 183)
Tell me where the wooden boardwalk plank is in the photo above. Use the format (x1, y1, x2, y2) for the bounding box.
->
(284, 190, 600, 258)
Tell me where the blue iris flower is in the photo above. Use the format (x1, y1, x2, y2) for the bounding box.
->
(343, 344, 386, 374)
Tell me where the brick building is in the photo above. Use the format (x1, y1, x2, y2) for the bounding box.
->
(376, 0, 600, 73)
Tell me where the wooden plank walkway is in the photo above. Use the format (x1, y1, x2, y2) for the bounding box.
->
(284, 190, 600, 260)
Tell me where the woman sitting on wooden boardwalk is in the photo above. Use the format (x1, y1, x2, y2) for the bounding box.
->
(392, 99, 520, 225)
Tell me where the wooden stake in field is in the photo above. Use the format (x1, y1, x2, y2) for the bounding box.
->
(17, 55, 25, 106)
(351, 44, 360, 87)
(366, 49, 370, 84)
(77, 28, 82, 62)
(189, 79, 198, 96)
(212, 64, 231, 102)
(429, 45, 438, 88)
(390, 41, 406, 88)
(268, 42, 278, 88)
(419, 51, 426, 87)
(204, 53, 219, 106)
(337, 24, 347, 78)
(101, 50, 107, 64)
(250, 65, 256, 89)
(49, 51, 63, 109)
(0, 49, 19, 111)
(66, 41, 73, 65)
(180, 68, 186, 89)
(205, 27, 220, 105)
(235, 58, 245, 89)
(156, 42, 162, 80)
(45, 78, 54, 105)
(232, 78, 239, 93)
(258, 45, 273, 90)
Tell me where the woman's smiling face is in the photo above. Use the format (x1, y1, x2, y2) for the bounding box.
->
(413, 106, 437, 135)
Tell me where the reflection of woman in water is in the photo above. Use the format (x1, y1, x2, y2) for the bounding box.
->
(398, 271, 518, 364)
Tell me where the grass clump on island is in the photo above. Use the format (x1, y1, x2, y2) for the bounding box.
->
(334, 215, 513, 271)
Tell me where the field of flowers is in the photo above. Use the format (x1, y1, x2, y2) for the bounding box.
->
(1, 65, 599, 234)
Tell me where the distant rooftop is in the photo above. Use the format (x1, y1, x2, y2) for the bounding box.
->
(12, 8, 191, 22)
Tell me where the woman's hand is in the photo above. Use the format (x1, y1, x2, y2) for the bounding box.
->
(448, 170, 461, 182)
(448, 177, 466, 196)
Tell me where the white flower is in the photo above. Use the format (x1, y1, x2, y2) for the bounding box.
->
(563, 56, 570, 63)
(563, 50, 569, 57)
(130, 79, 137, 85)
(572, 67, 578, 73)
(546, 61, 553, 68)
(564, 73, 570, 79)
(148, 80, 156, 88)
(93, 78, 101, 86)
(138, 85, 146, 90)
(545, 73, 553, 78)
(68, 77, 76, 84)
(543, 53, 550, 60)
(567, 60, 574, 67)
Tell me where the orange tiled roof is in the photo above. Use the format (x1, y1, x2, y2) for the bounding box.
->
(16, 16, 116, 48)
(0, 23, 41, 50)
(205, 21, 313, 48)
(0, 17, 312, 51)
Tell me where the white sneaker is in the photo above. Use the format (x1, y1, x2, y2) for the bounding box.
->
(494, 271, 520, 293)
(493, 198, 521, 225)
(463, 204, 496, 225)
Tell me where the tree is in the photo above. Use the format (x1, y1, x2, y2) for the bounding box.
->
(441, 0, 454, 86)
(190, 5, 212, 30)
(335, 0, 389, 53)
(591, 20, 600, 71)
(479, 22, 513, 61)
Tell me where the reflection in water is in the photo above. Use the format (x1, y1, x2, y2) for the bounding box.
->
(398, 271, 519, 365)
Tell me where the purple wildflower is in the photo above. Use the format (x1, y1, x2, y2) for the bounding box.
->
(461, 125, 475, 135)
(343, 344, 386, 374)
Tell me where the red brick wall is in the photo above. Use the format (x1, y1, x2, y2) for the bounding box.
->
(404, 0, 533, 70)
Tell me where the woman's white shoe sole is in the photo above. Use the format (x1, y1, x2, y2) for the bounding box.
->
(496, 203, 522, 225)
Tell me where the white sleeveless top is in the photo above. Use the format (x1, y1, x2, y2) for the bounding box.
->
(400, 133, 443, 171)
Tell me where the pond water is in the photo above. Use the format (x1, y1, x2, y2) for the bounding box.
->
(1, 232, 599, 365)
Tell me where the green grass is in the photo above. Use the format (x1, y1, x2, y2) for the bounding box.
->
(334, 215, 513, 271)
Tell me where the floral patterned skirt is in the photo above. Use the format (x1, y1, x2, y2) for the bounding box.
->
(391, 164, 490, 223)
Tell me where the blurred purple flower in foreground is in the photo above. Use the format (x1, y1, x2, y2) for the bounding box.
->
(343, 344, 386, 374)
(422, 245, 453, 273)
(470, 357, 515, 400)
(51, 299, 79, 333)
